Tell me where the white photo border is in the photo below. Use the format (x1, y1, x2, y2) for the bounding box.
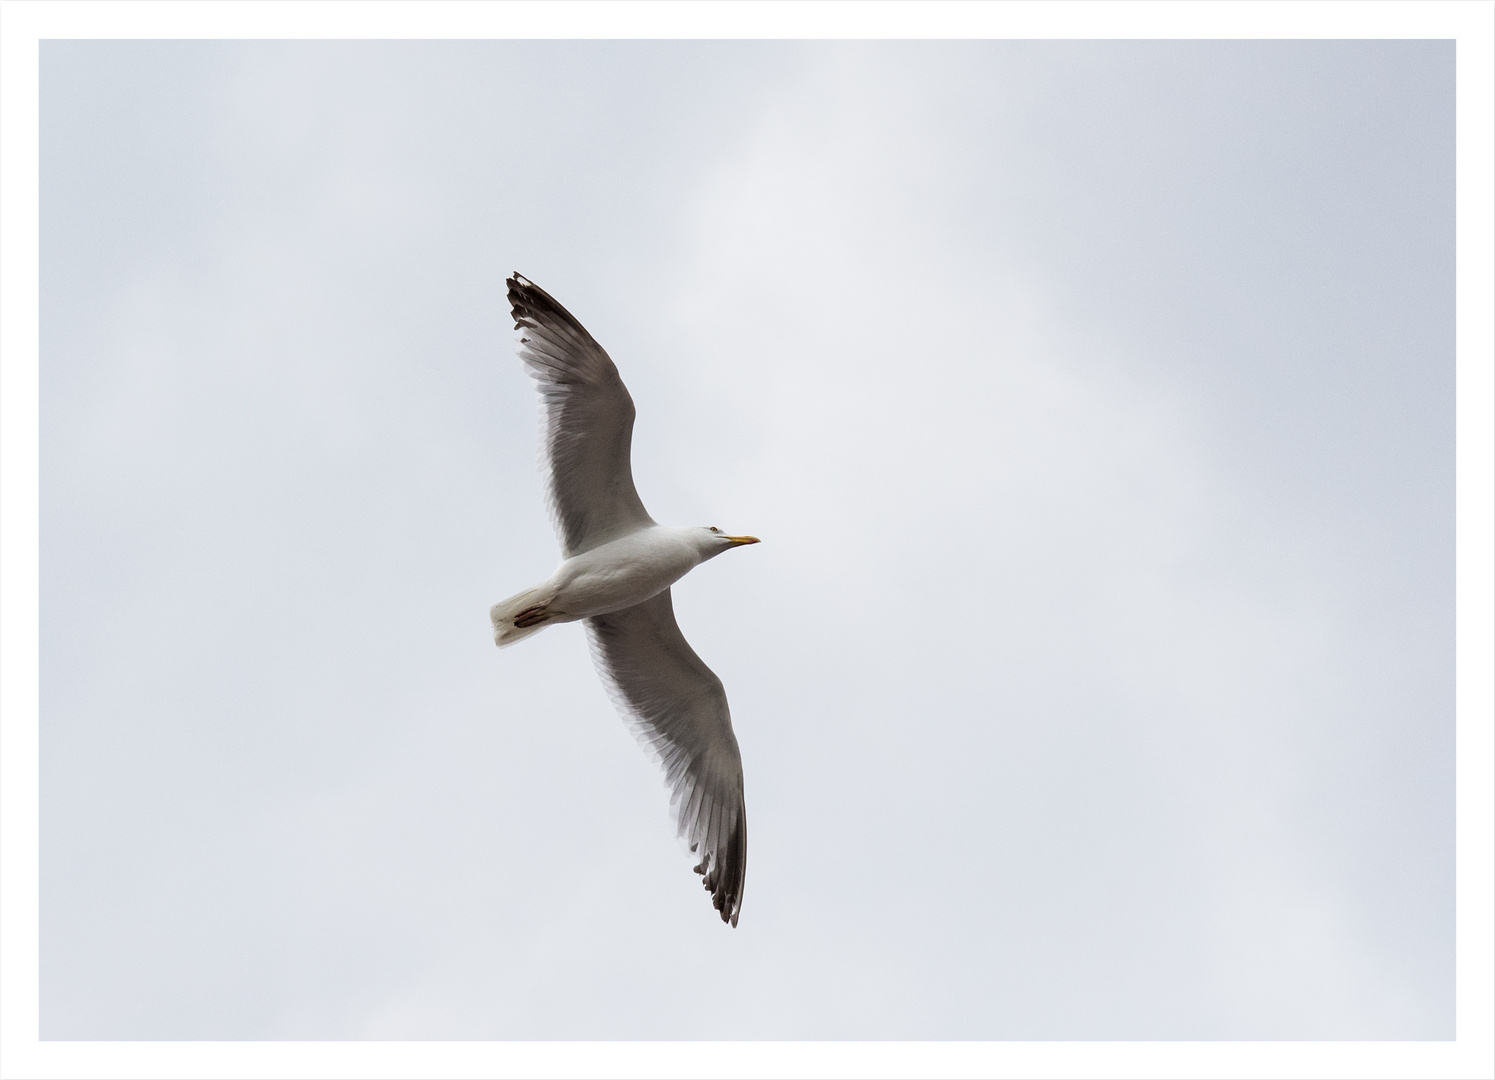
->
(2, 2, 1490, 1078)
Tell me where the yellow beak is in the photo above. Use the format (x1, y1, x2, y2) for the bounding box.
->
(727, 535, 760, 545)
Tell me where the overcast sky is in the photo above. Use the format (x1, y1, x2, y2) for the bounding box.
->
(40, 40, 1453, 1039)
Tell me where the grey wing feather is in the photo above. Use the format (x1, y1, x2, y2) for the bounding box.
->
(507, 274, 655, 557)
(585, 589, 747, 926)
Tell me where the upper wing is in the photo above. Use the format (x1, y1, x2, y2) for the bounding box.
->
(508, 274, 655, 557)
(585, 589, 747, 926)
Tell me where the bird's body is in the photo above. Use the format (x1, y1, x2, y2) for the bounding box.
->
(491, 274, 757, 926)
(492, 525, 739, 645)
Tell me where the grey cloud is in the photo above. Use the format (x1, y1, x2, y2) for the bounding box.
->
(41, 40, 1451, 1039)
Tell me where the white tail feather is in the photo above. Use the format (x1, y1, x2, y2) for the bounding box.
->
(490, 584, 553, 648)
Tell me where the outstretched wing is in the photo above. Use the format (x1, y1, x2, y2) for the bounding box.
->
(508, 273, 655, 557)
(585, 589, 747, 926)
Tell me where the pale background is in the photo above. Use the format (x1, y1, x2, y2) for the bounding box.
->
(41, 40, 1453, 1039)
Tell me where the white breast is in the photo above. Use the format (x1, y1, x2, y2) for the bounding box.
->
(547, 526, 703, 620)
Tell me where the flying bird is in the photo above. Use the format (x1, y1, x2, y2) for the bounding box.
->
(491, 274, 757, 926)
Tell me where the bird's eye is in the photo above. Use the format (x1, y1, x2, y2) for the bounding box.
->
(709, 526, 720, 533)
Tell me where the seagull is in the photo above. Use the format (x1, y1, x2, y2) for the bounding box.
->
(491, 273, 758, 926)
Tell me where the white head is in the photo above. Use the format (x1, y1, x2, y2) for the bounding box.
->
(695, 525, 761, 561)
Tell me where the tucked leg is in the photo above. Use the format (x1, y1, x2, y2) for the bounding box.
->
(514, 605, 551, 629)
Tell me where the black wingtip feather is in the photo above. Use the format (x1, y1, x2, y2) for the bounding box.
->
(507, 272, 597, 344)
(695, 803, 747, 927)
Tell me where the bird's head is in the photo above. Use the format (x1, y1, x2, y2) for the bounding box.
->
(698, 525, 760, 559)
